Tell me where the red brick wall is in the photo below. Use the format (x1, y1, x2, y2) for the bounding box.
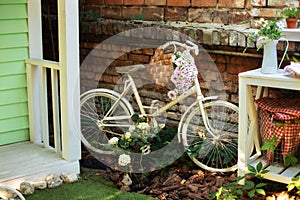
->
(81, 0, 300, 25)
(78, 0, 300, 119)
(80, 23, 300, 108)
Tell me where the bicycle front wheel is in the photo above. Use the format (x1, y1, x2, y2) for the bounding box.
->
(80, 89, 133, 154)
(182, 100, 239, 172)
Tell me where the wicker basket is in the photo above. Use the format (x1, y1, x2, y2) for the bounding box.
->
(146, 47, 174, 89)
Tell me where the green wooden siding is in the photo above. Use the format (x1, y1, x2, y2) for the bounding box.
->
(0, 20, 28, 34)
(0, 116, 29, 134)
(0, 48, 29, 63)
(0, 33, 28, 48)
(0, 74, 27, 90)
(0, 102, 28, 120)
(0, 61, 26, 76)
(0, 88, 28, 105)
(0, 0, 26, 4)
(0, 1, 29, 145)
(0, 130, 29, 146)
(0, 4, 27, 19)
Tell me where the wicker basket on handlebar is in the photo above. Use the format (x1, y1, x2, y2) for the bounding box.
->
(146, 47, 175, 89)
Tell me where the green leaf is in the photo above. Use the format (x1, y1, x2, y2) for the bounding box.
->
(246, 172, 256, 177)
(236, 176, 245, 182)
(248, 189, 255, 198)
(256, 162, 263, 172)
(247, 164, 256, 173)
(260, 169, 269, 174)
(256, 188, 266, 195)
(287, 184, 295, 191)
(131, 114, 139, 122)
(256, 183, 268, 188)
(245, 180, 255, 188)
(260, 144, 272, 151)
(236, 189, 244, 195)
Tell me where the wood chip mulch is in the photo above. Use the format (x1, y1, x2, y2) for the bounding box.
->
(80, 157, 299, 200)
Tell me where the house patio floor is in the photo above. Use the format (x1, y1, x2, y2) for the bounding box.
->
(0, 142, 80, 189)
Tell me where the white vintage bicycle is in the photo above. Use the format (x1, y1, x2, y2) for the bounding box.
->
(80, 41, 239, 172)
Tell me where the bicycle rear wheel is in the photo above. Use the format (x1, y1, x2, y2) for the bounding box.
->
(182, 100, 238, 172)
(80, 89, 133, 154)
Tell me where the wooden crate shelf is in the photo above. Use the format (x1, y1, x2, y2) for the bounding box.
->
(238, 68, 300, 184)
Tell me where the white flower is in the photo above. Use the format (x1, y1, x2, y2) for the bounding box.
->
(118, 154, 131, 166)
(108, 137, 119, 145)
(167, 90, 177, 100)
(129, 125, 136, 132)
(137, 122, 150, 130)
(158, 124, 165, 129)
(125, 132, 131, 139)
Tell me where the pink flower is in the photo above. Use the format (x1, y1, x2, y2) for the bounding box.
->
(168, 49, 198, 97)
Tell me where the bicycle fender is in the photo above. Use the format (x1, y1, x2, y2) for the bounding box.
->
(80, 88, 134, 114)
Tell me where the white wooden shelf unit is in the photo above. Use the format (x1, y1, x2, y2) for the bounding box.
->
(238, 68, 300, 184)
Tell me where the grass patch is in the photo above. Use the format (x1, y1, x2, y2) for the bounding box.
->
(26, 171, 155, 200)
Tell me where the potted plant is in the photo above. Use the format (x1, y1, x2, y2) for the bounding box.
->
(281, 7, 299, 28)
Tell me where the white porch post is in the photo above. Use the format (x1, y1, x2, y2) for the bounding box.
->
(27, 0, 43, 144)
(57, 0, 81, 161)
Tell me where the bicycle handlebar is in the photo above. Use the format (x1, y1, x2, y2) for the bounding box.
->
(161, 40, 199, 55)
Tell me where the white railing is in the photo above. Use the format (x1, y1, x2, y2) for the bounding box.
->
(25, 59, 62, 153)
(26, 0, 81, 162)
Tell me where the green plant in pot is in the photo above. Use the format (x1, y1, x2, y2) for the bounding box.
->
(281, 7, 299, 28)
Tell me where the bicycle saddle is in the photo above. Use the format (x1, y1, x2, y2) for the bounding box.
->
(116, 64, 145, 73)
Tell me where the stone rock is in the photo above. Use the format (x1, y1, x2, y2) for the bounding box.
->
(120, 185, 131, 192)
(0, 186, 25, 200)
(20, 182, 34, 195)
(121, 173, 132, 186)
(118, 173, 132, 192)
(60, 173, 78, 183)
(32, 181, 47, 190)
(0, 187, 18, 199)
(45, 174, 63, 188)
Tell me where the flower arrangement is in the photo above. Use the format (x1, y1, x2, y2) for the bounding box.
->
(167, 49, 198, 100)
(107, 114, 165, 169)
(256, 19, 282, 41)
(244, 18, 283, 52)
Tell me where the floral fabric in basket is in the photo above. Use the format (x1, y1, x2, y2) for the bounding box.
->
(255, 97, 300, 164)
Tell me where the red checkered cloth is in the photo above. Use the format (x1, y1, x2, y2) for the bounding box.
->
(255, 97, 300, 164)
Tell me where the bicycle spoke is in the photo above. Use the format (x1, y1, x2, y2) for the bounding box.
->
(182, 100, 239, 172)
(80, 90, 133, 155)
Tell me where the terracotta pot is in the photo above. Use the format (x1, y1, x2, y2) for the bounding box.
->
(286, 18, 298, 28)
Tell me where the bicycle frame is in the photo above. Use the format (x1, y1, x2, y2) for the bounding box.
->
(102, 71, 219, 138)
(101, 40, 221, 138)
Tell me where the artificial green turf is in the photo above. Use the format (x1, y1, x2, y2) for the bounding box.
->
(26, 172, 155, 200)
